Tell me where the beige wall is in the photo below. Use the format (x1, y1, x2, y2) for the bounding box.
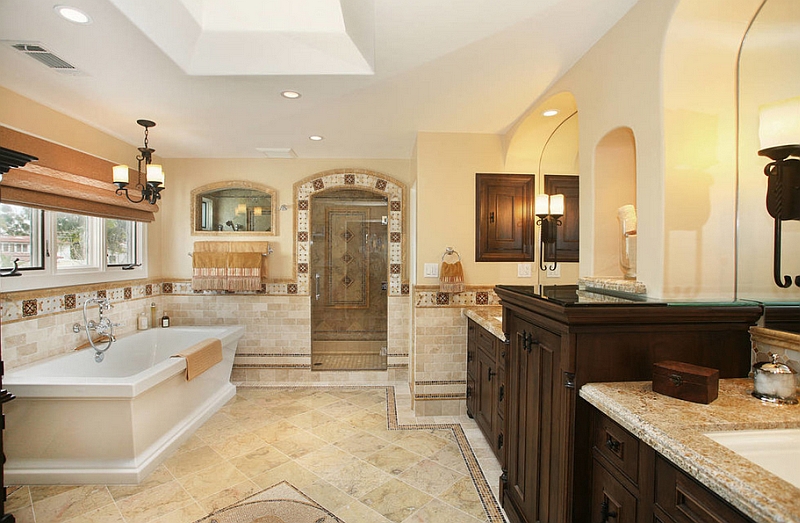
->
(158, 158, 412, 281)
(416, 132, 519, 285)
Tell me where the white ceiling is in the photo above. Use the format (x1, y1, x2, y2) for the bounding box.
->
(0, 0, 637, 159)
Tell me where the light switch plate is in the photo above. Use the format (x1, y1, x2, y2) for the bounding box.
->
(424, 263, 439, 278)
(517, 263, 532, 278)
(546, 265, 561, 278)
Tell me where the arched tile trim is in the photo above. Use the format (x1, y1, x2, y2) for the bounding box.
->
(294, 169, 406, 296)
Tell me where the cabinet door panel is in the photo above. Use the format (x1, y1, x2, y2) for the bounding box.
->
(592, 460, 638, 523)
(475, 348, 496, 437)
(504, 313, 562, 523)
(475, 174, 534, 262)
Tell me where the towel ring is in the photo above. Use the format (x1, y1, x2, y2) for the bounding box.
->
(442, 247, 461, 262)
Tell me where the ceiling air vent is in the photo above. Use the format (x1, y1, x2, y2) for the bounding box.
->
(256, 148, 297, 159)
(9, 42, 82, 74)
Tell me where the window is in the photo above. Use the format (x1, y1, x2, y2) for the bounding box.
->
(106, 219, 136, 267)
(0, 203, 145, 290)
(0, 203, 44, 270)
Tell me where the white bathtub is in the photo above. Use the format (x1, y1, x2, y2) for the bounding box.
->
(4, 325, 245, 485)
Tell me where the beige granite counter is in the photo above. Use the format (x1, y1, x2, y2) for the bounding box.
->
(580, 379, 800, 523)
(462, 306, 505, 340)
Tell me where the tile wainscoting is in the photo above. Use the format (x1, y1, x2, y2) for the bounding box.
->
(412, 286, 501, 416)
(2, 281, 502, 408)
(1, 280, 410, 384)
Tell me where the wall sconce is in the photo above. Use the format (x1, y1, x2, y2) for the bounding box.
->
(535, 193, 564, 271)
(758, 97, 800, 288)
(113, 119, 165, 205)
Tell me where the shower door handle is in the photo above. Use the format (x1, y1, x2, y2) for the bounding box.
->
(315, 273, 321, 301)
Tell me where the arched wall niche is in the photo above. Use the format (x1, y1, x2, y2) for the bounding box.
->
(592, 127, 637, 278)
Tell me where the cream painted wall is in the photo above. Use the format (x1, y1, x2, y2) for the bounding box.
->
(415, 132, 533, 286)
(0, 87, 164, 277)
(158, 158, 412, 281)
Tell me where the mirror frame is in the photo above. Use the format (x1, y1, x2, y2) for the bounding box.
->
(190, 180, 277, 236)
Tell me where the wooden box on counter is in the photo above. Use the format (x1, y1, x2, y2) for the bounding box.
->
(653, 360, 719, 404)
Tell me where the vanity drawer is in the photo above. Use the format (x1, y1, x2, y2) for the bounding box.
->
(654, 455, 755, 523)
(592, 410, 640, 486)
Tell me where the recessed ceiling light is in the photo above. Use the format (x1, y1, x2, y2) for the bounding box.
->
(309, 135, 324, 141)
(281, 90, 301, 99)
(542, 109, 559, 117)
(54, 5, 92, 24)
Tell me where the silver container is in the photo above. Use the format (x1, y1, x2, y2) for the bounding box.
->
(752, 352, 798, 405)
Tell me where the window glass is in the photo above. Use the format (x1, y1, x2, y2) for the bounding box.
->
(106, 218, 136, 266)
(0, 203, 43, 270)
(56, 212, 91, 268)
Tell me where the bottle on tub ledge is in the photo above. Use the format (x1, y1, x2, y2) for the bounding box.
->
(161, 312, 170, 328)
(137, 312, 148, 330)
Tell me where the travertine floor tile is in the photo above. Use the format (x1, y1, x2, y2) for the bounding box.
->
(11, 385, 504, 523)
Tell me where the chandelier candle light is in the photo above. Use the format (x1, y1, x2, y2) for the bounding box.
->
(113, 119, 165, 205)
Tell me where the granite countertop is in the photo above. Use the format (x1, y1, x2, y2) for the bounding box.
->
(580, 379, 800, 523)
(462, 306, 505, 340)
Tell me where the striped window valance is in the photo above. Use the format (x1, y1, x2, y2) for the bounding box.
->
(0, 126, 157, 222)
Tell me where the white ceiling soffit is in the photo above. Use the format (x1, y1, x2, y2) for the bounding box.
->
(107, 0, 375, 75)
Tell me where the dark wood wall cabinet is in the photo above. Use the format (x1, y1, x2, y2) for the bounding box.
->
(493, 285, 762, 523)
(466, 318, 507, 466)
(475, 173, 534, 262)
(590, 408, 755, 523)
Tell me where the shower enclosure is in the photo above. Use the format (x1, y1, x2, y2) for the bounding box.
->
(310, 189, 388, 370)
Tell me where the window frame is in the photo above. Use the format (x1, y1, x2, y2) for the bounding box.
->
(0, 207, 147, 292)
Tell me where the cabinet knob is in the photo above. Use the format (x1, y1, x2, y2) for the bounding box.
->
(605, 434, 621, 453)
(488, 368, 496, 381)
(600, 499, 618, 522)
(497, 433, 504, 450)
(499, 384, 505, 402)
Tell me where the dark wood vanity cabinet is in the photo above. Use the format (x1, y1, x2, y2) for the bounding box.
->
(466, 318, 506, 466)
(590, 409, 755, 523)
(494, 286, 762, 523)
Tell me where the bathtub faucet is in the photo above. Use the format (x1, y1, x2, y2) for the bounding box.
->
(73, 297, 118, 362)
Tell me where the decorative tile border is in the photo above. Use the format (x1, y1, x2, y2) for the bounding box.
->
(414, 286, 501, 308)
(295, 169, 406, 297)
(383, 387, 505, 522)
(2, 281, 163, 323)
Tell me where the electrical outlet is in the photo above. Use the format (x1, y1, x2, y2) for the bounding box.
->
(546, 265, 561, 278)
(517, 263, 532, 278)
(424, 263, 439, 278)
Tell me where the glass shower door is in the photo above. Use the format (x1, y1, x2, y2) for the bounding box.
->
(310, 189, 388, 371)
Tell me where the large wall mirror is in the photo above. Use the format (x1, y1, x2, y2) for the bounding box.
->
(737, 0, 799, 303)
(191, 181, 277, 235)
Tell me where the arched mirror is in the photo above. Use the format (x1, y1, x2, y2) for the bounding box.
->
(191, 181, 276, 235)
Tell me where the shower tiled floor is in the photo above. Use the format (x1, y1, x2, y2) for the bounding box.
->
(8, 384, 506, 523)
